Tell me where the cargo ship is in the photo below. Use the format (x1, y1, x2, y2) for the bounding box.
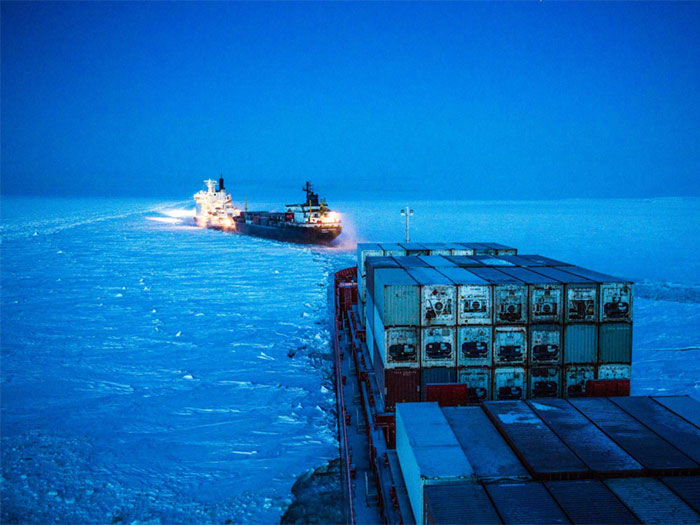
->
(332, 242, 700, 524)
(194, 178, 342, 245)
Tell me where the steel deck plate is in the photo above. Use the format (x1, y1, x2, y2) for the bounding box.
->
(483, 401, 589, 478)
(526, 399, 642, 475)
(570, 398, 700, 472)
(484, 482, 569, 524)
(605, 477, 700, 524)
(545, 480, 640, 524)
(611, 396, 700, 464)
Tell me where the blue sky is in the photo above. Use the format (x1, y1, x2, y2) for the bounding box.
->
(2, 2, 699, 199)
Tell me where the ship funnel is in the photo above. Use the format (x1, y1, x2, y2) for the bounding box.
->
(218, 176, 225, 192)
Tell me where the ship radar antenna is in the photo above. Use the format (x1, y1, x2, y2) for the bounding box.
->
(400, 205, 414, 243)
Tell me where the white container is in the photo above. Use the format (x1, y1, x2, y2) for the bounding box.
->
(493, 367, 526, 400)
(563, 365, 595, 398)
(530, 284, 563, 323)
(406, 268, 457, 326)
(600, 283, 633, 322)
(493, 326, 527, 365)
(357, 243, 383, 303)
(494, 284, 528, 324)
(458, 367, 491, 401)
(437, 267, 492, 325)
(530, 325, 562, 365)
(421, 327, 456, 367)
(374, 309, 420, 368)
(565, 283, 598, 322)
(529, 366, 561, 398)
(597, 364, 631, 380)
(457, 326, 492, 367)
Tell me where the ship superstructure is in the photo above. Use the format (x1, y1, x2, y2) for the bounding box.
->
(193, 177, 240, 228)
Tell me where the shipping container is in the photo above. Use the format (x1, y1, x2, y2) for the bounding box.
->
(366, 311, 375, 364)
(530, 324, 562, 365)
(376, 361, 421, 411)
(529, 366, 561, 398)
(597, 364, 631, 380)
(405, 268, 457, 326)
(599, 324, 633, 364)
(459, 242, 494, 255)
(420, 367, 458, 400)
(372, 268, 420, 326)
(423, 483, 501, 525)
(495, 255, 544, 267)
(457, 367, 492, 402)
(366, 289, 374, 330)
(527, 267, 597, 323)
(424, 383, 467, 407)
(564, 365, 595, 397)
(436, 267, 492, 325)
(395, 403, 475, 525)
(379, 242, 406, 256)
(373, 312, 419, 368)
(564, 324, 597, 364)
(481, 242, 518, 255)
(605, 478, 700, 524)
(610, 396, 700, 464)
(357, 242, 383, 303)
(483, 401, 589, 478)
(526, 398, 642, 475)
(494, 326, 528, 365)
(652, 396, 700, 429)
(365, 257, 401, 306)
(472, 255, 516, 266)
(399, 242, 430, 256)
(569, 398, 700, 472)
(421, 327, 457, 367)
(484, 482, 570, 524)
(467, 268, 528, 324)
(416, 255, 458, 268)
(545, 480, 641, 524)
(519, 254, 574, 267)
(493, 367, 526, 400)
(444, 243, 473, 256)
(662, 476, 700, 514)
(421, 243, 452, 256)
(560, 266, 633, 322)
(443, 407, 530, 480)
(457, 326, 492, 367)
(392, 255, 431, 269)
(445, 255, 485, 267)
(500, 267, 564, 324)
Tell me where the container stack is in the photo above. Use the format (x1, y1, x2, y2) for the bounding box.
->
(357, 242, 633, 408)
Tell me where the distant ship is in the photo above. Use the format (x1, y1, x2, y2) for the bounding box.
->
(194, 177, 342, 245)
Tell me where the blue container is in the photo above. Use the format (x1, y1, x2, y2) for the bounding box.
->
(605, 478, 700, 524)
(372, 268, 420, 327)
(652, 396, 700, 429)
(443, 406, 529, 481)
(526, 398, 642, 475)
(610, 396, 700, 464)
(396, 403, 475, 525)
(545, 480, 640, 524)
(570, 398, 699, 472)
(662, 476, 700, 514)
(483, 401, 589, 478)
(423, 484, 500, 525)
(484, 482, 569, 524)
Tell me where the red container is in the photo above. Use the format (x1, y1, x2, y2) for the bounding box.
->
(585, 379, 630, 397)
(425, 383, 469, 407)
(375, 354, 420, 411)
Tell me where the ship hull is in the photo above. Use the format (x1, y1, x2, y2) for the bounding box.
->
(203, 220, 342, 245)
